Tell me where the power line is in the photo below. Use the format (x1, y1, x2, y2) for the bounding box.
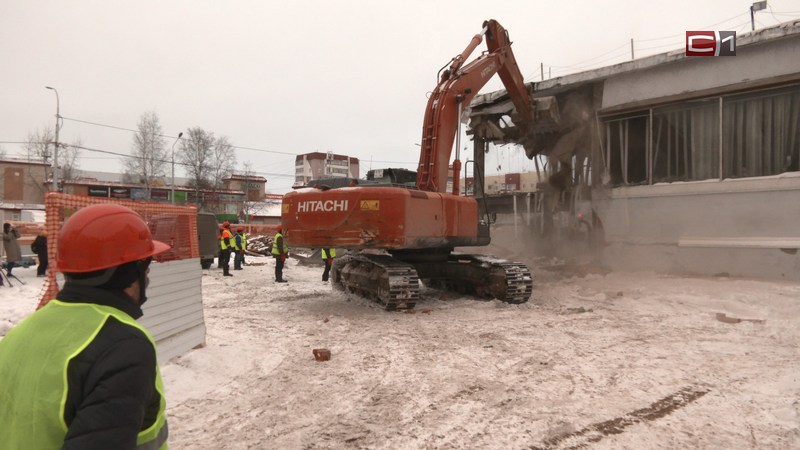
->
(19, 116, 420, 168)
(62, 116, 297, 156)
(538, 9, 796, 81)
(62, 117, 139, 134)
(66, 143, 296, 179)
(16, 115, 422, 176)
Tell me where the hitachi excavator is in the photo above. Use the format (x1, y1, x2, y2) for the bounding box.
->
(282, 19, 557, 309)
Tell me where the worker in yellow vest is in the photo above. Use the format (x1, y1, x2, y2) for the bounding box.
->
(219, 221, 233, 277)
(233, 227, 246, 270)
(0, 203, 170, 449)
(240, 228, 248, 266)
(271, 225, 288, 282)
(321, 247, 336, 282)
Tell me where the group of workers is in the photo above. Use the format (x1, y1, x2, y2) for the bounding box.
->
(217, 221, 248, 277)
(0, 204, 342, 448)
(217, 221, 335, 284)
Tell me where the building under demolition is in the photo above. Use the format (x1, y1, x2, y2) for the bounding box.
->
(468, 20, 800, 280)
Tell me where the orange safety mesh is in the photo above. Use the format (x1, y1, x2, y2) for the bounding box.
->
(37, 192, 199, 309)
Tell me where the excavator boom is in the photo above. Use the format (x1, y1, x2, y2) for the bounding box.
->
(416, 20, 537, 193)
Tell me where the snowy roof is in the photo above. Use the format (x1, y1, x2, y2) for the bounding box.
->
(246, 200, 281, 217)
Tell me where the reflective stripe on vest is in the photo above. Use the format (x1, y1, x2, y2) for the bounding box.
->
(0, 300, 168, 449)
(321, 248, 336, 259)
(241, 233, 247, 250)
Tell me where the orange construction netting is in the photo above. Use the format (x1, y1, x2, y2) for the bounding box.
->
(37, 192, 200, 309)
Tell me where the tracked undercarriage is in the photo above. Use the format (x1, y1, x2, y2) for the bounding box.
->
(331, 252, 533, 310)
(330, 254, 420, 310)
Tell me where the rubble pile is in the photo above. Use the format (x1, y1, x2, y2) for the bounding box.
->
(244, 235, 273, 256)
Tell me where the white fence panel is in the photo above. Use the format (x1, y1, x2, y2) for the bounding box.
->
(140, 258, 206, 362)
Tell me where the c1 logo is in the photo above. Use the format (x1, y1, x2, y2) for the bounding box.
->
(686, 31, 736, 56)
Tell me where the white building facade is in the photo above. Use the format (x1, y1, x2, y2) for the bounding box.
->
(469, 21, 800, 280)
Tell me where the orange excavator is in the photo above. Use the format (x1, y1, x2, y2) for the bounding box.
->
(282, 19, 555, 309)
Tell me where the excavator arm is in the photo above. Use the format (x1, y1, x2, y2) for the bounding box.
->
(416, 19, 538, 193)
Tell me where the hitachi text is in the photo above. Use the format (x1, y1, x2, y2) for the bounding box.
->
(297, 200, 349, 213)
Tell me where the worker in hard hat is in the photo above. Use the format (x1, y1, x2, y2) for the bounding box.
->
(271, 224, 288, 282)
(219, 221, 233, 277)
(233, 226, 246, 270)
(0, 203, 170, 449)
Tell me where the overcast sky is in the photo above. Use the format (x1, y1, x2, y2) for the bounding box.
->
(1, 0, 798, 193)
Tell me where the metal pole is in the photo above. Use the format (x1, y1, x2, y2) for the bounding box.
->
(171, 132, 183, 204)
(750, 1, 768, 31)
(45, 86, 59, 191)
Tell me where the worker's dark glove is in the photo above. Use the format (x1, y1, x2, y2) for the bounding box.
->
(327, 258, 333, 264)
(280, 254, 287, 262)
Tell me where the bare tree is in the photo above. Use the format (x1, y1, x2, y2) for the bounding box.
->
(59, 137, 82, 182)
(124, 111, 168, 195)
(22, 126, 81, 189)
(23, 126, 55, 164)
(178, 127, 215, 193)
(209, 135, 236, 189)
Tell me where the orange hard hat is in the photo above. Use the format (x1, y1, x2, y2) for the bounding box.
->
(223, 220, 231, 228)
(57, 204, 170, 273)
(237, 227, 244, 232)
(276, 224, 283, 232)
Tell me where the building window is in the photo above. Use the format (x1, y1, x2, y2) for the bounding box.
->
(605, 114, 648, 186)
(652, 98, 719, 183)
(723, 84, 800, 178)
(602, 83, 799, 187)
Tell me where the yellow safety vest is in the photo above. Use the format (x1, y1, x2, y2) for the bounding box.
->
(219, 229, 232, 250)
(0, 300, 168, 449)
(321, 248, 336, 259)
(271, 232, 286, 255)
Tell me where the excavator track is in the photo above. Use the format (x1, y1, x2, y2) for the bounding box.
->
(415, 254, 533, 304)
(331, 254, 419, 310)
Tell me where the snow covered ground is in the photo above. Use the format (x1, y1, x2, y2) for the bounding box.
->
(2, 252, 799, 449)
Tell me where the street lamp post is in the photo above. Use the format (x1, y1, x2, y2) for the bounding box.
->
(45, 86, 60, 191)
(751, 1, 767, 31)
(171, 132, 183, 204)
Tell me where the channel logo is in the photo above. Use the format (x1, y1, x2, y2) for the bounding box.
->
(686, 31, 736, 56)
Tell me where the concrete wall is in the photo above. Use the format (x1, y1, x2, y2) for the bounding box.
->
(594, 173, 800, 280)
(0, 160, 48, 205)
(602, 36, 800, 109)
(140, 258, 206, 363)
